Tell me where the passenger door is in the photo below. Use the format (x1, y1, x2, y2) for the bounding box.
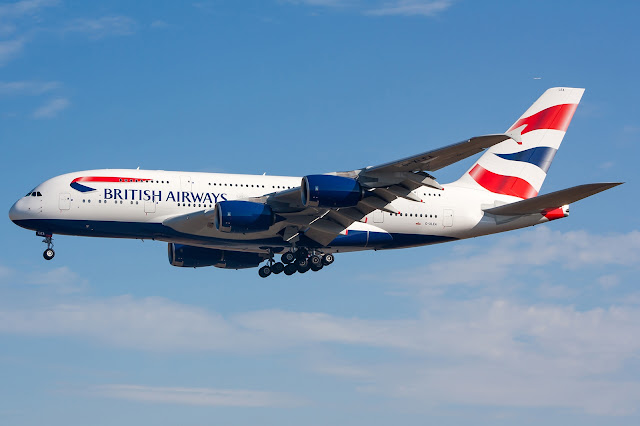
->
(59, 193, 70, 210)
(443, 209, 453, 227)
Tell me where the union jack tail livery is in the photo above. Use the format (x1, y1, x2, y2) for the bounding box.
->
(453, 87, 585, 199)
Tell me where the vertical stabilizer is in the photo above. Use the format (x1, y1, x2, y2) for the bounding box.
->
(452, 87, 585, 199)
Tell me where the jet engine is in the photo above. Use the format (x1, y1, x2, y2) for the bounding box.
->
(301, 175, 363, 208)
(213, 200, 275, 233)
(168, 243, 264, 269)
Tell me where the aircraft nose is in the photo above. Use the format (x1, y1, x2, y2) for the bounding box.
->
(9, 198, 27, 223)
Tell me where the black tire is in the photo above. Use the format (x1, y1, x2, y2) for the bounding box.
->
(284, 264, 297, 275)
(295, 248, 309, 261)
(43, 248, 55, 260)
(309, 255, 322, 266)
(310, 262, 323, 272)
(271, 262, 285, 274)
(322, 253, 334, 266)
(282, 252, 295, 264)
(258, 265, 272, 278)
(296, 259, 311, 273)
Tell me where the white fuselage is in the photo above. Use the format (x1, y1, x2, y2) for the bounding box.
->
(9, 169, 560, 254)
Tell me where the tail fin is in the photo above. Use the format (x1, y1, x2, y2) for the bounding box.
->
(452, 87, 585, 199)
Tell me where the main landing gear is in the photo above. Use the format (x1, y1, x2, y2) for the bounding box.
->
(40, 233, 55, 260)
(258, 248, 334, 278)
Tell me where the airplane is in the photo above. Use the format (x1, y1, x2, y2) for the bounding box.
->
(9, 87, 622, 278)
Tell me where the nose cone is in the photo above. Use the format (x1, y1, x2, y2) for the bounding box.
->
(9, 198, 28, 224)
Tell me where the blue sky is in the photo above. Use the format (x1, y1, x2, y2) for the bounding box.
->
(1, 0, 639, 425)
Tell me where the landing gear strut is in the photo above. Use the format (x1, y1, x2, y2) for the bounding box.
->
(41, 233, 55, 260)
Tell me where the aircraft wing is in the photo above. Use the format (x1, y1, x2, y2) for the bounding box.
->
(250, 134, 513, 246)
(358, 134, 512, 175)
(166, 133, 513, 247)
(255, 133, 513, 212)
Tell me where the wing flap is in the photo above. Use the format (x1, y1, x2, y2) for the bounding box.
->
(483, 182, 623, 216)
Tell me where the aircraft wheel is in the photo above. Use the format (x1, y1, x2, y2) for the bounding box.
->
(43, 248, 55, 260)
(258, 265, 272, 278)
(322, 253, 334, 266)
(295, 248, 309, 261)
(309, 255, 322, 267)
(310, 262, 323, 272)
(282, 252, 295, 264)
(296, 258, 310, 273)
(284, 264, 297, 275)
(271, 262, 285, 274)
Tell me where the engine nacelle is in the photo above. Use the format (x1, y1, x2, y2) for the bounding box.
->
(301, 175, 363, 208)
(168, 243, 264, 269)
(213, 200, 275, 233)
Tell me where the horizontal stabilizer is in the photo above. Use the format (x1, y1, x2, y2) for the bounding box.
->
(483, 182, 623, 216)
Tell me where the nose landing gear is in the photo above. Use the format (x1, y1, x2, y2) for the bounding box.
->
(40, 233, 55, 260)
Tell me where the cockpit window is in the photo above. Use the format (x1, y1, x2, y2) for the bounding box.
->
(36, 192, 42, 196)
(31, 192, 37, 197)
(25, 190, 43, 197)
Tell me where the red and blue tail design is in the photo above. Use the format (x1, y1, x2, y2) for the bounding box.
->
(452, 87, 584, 199)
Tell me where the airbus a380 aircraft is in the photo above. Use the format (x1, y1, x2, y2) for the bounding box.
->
(9, 88, 622, 277)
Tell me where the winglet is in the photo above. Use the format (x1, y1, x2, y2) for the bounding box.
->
(505, 127, 524, 145)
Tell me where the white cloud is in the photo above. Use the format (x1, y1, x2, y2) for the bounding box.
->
(0, 0, 58, 19)
(280, 0, 453, 17)
(598, 274, 620, 289)
(89, 384, 302, 407)
(3, 293, 638, 414)
(0, 38, 25, 66)
(0, 80, 60, 95)
(365, 0, 454, 16)
(280, 0, 351, 6)
(0, 23, 17, 36)
(0, 295, 250, 352)
(395, 227, 640, 288)
(32, 96, 69, 118)
(23, 266, 88, 293)
(622, 124, 640, 135)
(0, 1, 58, 65)
(1, 229, 639, 415)
(62, 16, 137, 39)
(150, 20, 169, 29)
